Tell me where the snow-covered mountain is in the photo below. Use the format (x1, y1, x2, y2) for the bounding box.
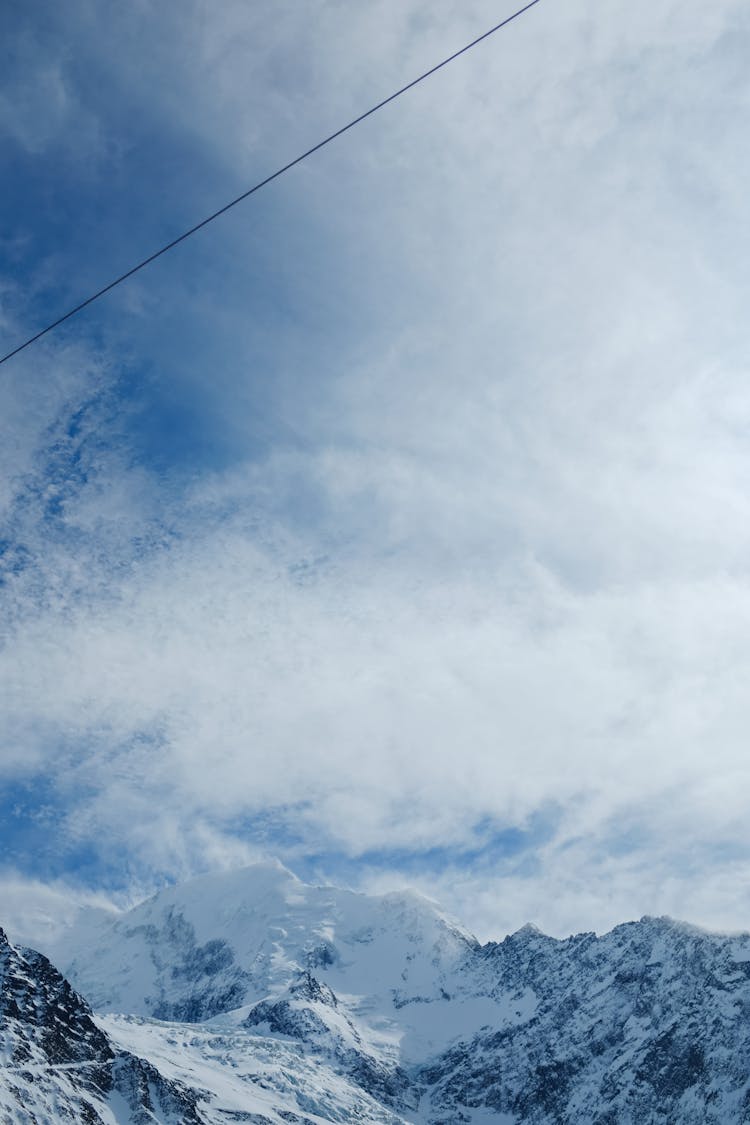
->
(0, 925, 203, 1123)
(4, 862, 750, 1123)
(51, 860, 476, 1055)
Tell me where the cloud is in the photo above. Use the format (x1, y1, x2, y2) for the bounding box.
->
(2, 0, 750, 938)
(0, 870, 122, 950)
(359, 833, 750, 941)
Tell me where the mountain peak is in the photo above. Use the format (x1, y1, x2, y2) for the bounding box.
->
(49, 861, 474, 1023)
(515, 921, 543, 936)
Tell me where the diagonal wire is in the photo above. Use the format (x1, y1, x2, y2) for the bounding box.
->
(0, 0, 542, 368)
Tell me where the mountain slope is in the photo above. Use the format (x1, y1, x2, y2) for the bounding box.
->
(0, 925, 203, 1124)
(421, 916, 750, 1123)
(8, 864, 750, 1124)
(0, 919, 413, 1125)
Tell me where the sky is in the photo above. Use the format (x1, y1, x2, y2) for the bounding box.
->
(2, 0, 750, 943)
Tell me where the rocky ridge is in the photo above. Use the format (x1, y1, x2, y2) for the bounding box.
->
(0, 926, 203, 1124)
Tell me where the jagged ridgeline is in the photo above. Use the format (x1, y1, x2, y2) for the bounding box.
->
(3, 863, 750, 1123)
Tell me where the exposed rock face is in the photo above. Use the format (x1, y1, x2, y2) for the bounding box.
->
(0, 926, 204, 1124)
(6, 866, 750, 1123)
(419, 916, 750, 1123)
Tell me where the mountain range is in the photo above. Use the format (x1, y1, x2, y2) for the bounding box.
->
(2, 861, 749, 1123)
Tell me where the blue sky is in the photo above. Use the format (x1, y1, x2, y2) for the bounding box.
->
(3, 0, 750, 941)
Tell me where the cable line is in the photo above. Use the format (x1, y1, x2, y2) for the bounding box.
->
(0, 0, 542, 367)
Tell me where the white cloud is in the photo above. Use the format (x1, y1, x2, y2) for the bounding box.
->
(2, 0, 750, 937)
(359, 840, 750, 942)
(0, 871, 121, 950)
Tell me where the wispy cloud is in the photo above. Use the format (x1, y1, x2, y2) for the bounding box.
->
(2, 0, 750, 939)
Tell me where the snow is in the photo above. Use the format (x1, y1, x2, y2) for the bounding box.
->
(5, 862, 750, 1123)
(98, 1013, 407, 1124)
(49, 862, 482, 1064)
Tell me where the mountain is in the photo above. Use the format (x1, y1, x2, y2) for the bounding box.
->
(422, 916, 750, 1123)
(0, 925, 203, 1124)
(4, 862, 750, 1123)
(50, 860, 476, 1047)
